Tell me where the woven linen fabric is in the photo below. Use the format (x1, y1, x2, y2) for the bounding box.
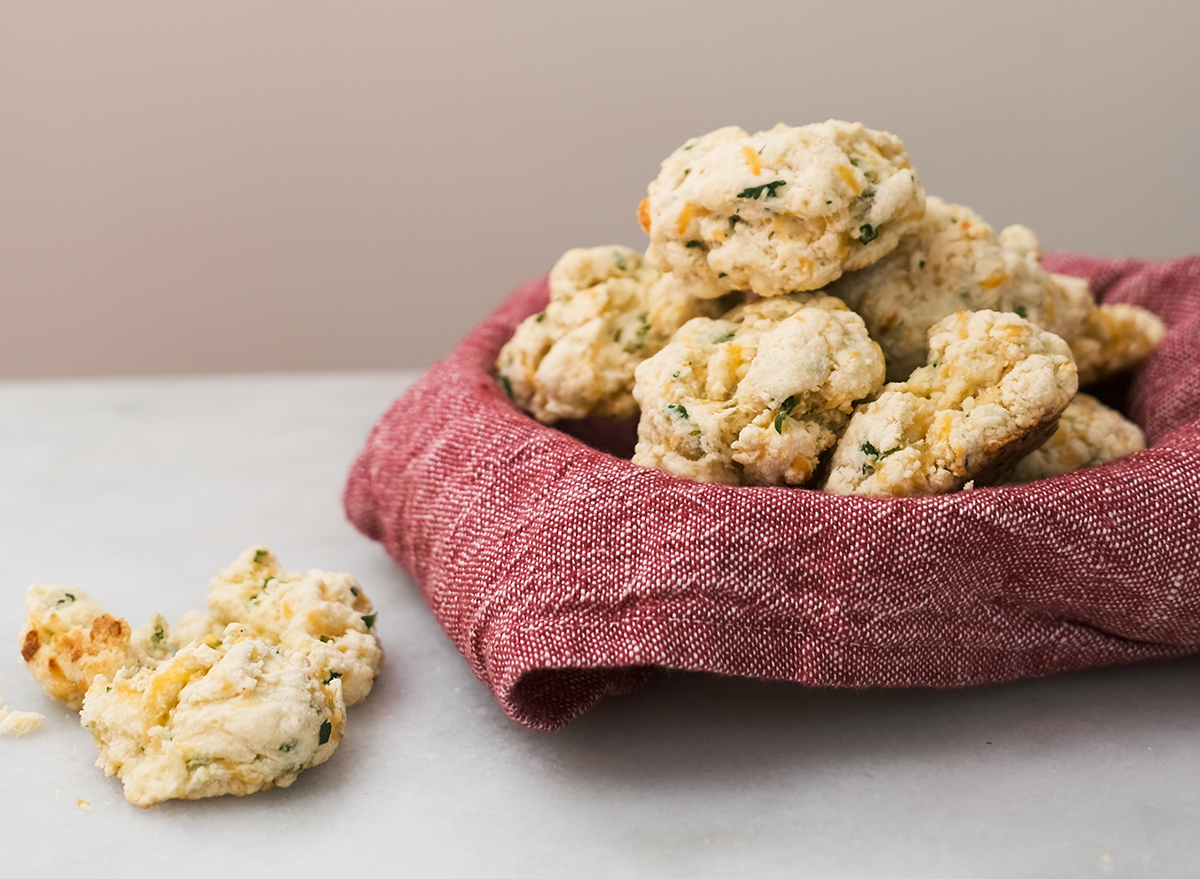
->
(345, 254, 1200, 731)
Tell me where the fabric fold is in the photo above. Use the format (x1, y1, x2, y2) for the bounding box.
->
(345, 254, 1200, 731)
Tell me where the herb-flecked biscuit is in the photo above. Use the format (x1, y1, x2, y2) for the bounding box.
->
(1068, 301, 1165, 387)
(80, 624, 344, 808)
(20, 585, 169, 710)
(632, 293, 885, 485)
(1001, 392, 1145, 483)
(823, 198, 1095, 381)
(496, 246, 737, 423)
(641, 121, 926, 299)
(180, 547, 383, 706)
(21, 548, 381, 806)
(824, 309, 1078, 496)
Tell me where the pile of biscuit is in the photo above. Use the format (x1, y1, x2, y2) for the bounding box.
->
(497, 121, 1162, 495)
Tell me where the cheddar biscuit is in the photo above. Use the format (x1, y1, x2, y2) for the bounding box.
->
(824, 198, 1095, 381)
(642, 121, 925, 299)
(496, 245, 737, 423)
(632, 293, 885, 485)
(1001, 392, 1145, 483)
(80, 625, 344, 807)
(824, 310, 1078, 496)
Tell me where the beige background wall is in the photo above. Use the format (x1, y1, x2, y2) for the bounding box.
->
(3, 0, 1198, 379)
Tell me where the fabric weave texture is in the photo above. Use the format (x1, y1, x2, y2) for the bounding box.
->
(345, 254, 1200, 731)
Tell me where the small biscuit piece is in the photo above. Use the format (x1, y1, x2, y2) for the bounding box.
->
(824, 310, 1078, 496)
(643, 121, 925, 299)
(632, 293, 885, 485)
(193, 547, 382, 706)
(1069, 301, 1166, 387)
(0, 709, 43, 736)
(0, 678, 44, 737)
(496, 245, 737, 423)
(80, 624, 344, 808)
(20, 586, 169, 710)
(1001, 393, 1145, 484)
(824, 198, 1096, 381)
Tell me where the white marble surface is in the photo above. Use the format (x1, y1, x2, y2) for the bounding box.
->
(3, 371, 1199, 877)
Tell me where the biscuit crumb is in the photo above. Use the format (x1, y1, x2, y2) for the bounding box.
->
(0, 677, 45, 737)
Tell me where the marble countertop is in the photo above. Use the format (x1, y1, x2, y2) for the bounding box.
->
(2, 371, 1198, 877)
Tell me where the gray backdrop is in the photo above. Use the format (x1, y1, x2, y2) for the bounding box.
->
(3, 0, 1197, 378)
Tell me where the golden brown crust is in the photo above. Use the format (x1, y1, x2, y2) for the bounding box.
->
(21, 628, 40, 662)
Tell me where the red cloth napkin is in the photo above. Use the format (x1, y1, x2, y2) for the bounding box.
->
(345, 254, 1200, 731)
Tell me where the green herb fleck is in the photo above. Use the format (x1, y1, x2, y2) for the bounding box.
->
(535, 313, 545, 323)
(350, 587, 359, 597)
(319, 721, 332, 746)
(634, 316, 651, 349)
(666, 403, 689, 420)
(152, 623, 165, 644)
(253, 549, 268, 564)
(362, 613, 377, 629)
(325, 670, 343, 684)
(683, 143, 694, 151)
(737, 180, 786, 200)
(263, 576, 275, 588)
(773, 395, 799, 433)
(612, 328, 622, 342)
(57, 593, 76, 606)
(715, 332, 735, 344)
(825, 200, 833, 205)
(319, 635, 332, 643)
(671, 371, 681, 380)
(919, 260, 926, 269)
(690, 430, 701, 436)
(1015, 305, 1029, 319)
(613, 250, 628, 272)
(717, 272, 728, 278)
(280, 741, 297, 753)
(498, 374, 514, 399)
(729, 215, 743, 229)
(849, 157, 861, 167)
(858, 224, 878, 244)
(860, 441, 902, 474)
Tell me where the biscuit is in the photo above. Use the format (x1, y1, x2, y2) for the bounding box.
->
(1001, 392, 1145, 483)
(824, 310, 1078, 496)
(80, 625, 344, 807)
(632, 293, 885, 485)
(496, 245, 737, 423)
(824, 198, 1095, 381)
(197, 547, 383, 706)
(21, 548, 381, 806)
(1068, 301, 1165, 387)
(642, 121, 925, 299)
